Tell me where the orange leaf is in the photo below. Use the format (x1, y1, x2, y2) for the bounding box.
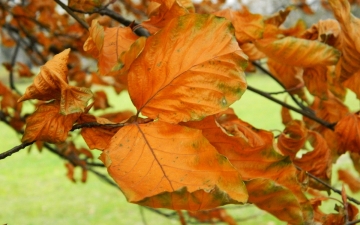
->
(265, 6, 294, 27)
(141, 0, 189, 34)
(300, 19, 341, 48)
(338, 169, 360, 193)
(240, 43, 266, 61)
(84, 20, 138, 75)
(100, 121, 248, 210)
(281, 106, 293, 125)
(128, 14, 247, 123)
(184, 115, 312, 223)
(293, 131, 332, 190)
(303, 66, 329, 99)
(343, 71, 360, 100)
(267, 58, 305, 97)
(278, 120, 308, 159)
(22, 101, 80, 143)
(214, 8, 264, 44)
(16, 62, 34, 78)
(255, 37, 341, 67)
(245, 178, 303, 224)
(328, 0, 360, 81)
(93, 90, 110, 110)
(78, 114, 120, 150)
(335, 112, 360, 154)
(18, 49, 92, 115)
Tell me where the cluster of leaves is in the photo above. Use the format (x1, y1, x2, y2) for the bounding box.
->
(1, 0, 360, 224)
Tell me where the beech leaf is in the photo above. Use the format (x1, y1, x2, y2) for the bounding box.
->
(255, 37, 341, 68)
(245, 178, 303, 224)
(335, 112, 360, 154)
(22, 101, 81, 143)
(128, 14, 247, 123)
(100, 121, 248, 210)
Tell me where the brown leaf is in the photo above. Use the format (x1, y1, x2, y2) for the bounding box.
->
(78, 114, 120, 150)
(328, 0, 360, 81)
(22, 101, 81, 143)
(93, 90, 111, 110)
(335, 112, 360, 154)
(293, 131, 332, 190)
(141, 0, 189, 34)
(303, 66, 329, 99)
(278, 120, 308, 159)
(281, 106, 293, 125)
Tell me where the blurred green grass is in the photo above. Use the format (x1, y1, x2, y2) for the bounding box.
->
(0, 72, 359, 225)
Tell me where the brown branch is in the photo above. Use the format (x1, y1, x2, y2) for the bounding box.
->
(0, 141, 34, 159)
(53, 0, 89, 29)
(247, 85, 336, 130)
(296, 166, 360, 205)
(347, 219, 360, 225)
(70, 121, 126, 131)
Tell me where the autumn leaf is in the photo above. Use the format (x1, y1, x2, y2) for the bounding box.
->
(303, 66, 329, 99)
(301, 19, 341, 48)
(255, 37, 341, 68)
(278, 120, 308, 159)
(343, 71, 360, 100)
(245, 178, 303, 224)
(328, 0, 360, 81)
(265, 6, 294, 27)
(78, 113, 120, 150)
(141, 0, 189, 34)
(16, 62, 34, 78)
(93, 90, 110, 110)
(84, 20, 139, 75)
(184, 115, 311, 223)
(100, 121, 248, 210)
(335, 112, 360, 154)
(22, 101, 81, 143)
(214, 7, 264, 44)
(281, 106, 293, 125)
(128, 14, 247, 123)
(338, 169, 360, 193)
(293, 131, 332, 190)
(18, 49, 92, 115)
(267, 58, 305, 97)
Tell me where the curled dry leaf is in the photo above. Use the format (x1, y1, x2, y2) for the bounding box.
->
(100, 121, 248, 210)
(22, 101, 81, 143)
(335, 112, 360, 154)
(293, 131, 332, 190)
(264, 6, 294, 27)
(18, 49, 92, 115)
(255, 36, 341, 68)
(277, 120, 308, 159)
(128, 14, 247, 124)
(342, 70, 360, 100)
(214, 8, 264, 44)
(328, 0, 360, 81)
(93, 90, 111, 110)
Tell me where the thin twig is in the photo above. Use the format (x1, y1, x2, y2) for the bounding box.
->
(53, 0, 89, 29)
(0, 141, 34, 159)
(70, 122, 126, 131)
(247, 85, 335, 130)
(296, 166, 360, 205)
